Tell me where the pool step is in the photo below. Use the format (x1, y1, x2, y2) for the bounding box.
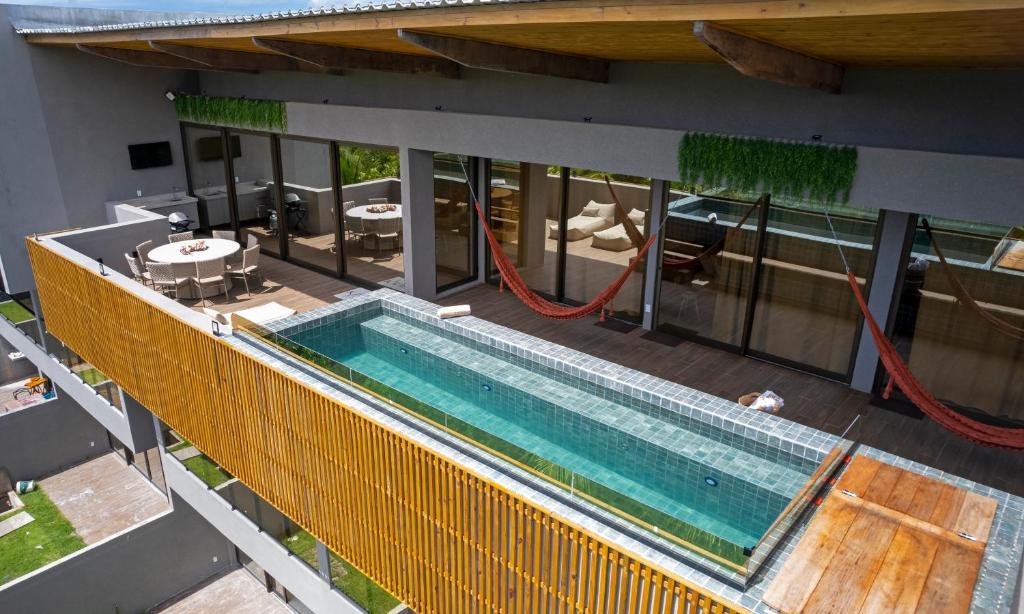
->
(358, 315, 808, 501)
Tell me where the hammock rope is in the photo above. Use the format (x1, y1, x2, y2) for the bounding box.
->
(922, 219, 1024, 341)
(661, 196, 763, 272)
(823, 213, 1024, 449)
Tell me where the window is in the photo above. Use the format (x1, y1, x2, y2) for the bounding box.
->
(337, 143, 403, 287)
(434, 153, 476, 291)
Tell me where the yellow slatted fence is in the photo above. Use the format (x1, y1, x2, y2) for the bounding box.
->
(27, 237, 748, 614)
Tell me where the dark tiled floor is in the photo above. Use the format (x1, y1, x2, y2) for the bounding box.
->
(441, 284, 1024, 496)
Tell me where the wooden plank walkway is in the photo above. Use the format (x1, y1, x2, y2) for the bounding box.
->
(439, 284, 1024, 497)
(763, 456, 996, 614)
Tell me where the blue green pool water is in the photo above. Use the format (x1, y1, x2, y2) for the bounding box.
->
(285, 310, 818, 565)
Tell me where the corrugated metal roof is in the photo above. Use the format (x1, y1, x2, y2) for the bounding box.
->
(13, 0, 545, 35)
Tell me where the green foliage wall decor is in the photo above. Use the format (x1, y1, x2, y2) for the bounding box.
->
(677, 133, 857, 204)
(174, 94, 287, 132)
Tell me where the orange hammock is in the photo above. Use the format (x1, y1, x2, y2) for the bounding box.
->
(922, 219, 1024, 341)
(475, 200, 656, 320)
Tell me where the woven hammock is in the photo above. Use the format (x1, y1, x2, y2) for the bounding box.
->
(923, 219, 1024, 341)
(661, 196, 762, 272)
(475, 200, 656, 320)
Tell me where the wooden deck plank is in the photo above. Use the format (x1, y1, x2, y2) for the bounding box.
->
(885, 470, 931, 516)
(861, 462, 903, 505)
(834, 455, 882, 496)
(761, 497, 862, 614)
(914, 538, 985, 614)
(905, 478, 945, 521)
(953, 492, 998, 543)
(800, 503, 899, 614)
(857, 524, 941, 614)
(929, 484, 968, 532)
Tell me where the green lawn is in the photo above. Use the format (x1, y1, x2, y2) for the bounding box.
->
(0, 301, 33, 324)
(182, 455, 232, 488)
(75, 367, 110, 386)
(0, 488, 86, 586)
(282, 529, 399, 614)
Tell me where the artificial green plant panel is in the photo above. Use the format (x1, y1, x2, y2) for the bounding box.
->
(174, 94, 287, 132)
(678, 133, 857, 204)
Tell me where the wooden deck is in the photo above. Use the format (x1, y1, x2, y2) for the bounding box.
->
(763, 456, 996, 614)
(439, 284, 1024, 497)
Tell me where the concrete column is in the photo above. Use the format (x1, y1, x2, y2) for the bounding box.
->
(121, 390, 160, 453)
(315, 540, 332, 583)
(642, 180, 668, 330)
(400, 147, 437, 300)
(849, 210, 914, 392)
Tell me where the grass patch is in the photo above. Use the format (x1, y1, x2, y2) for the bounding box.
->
(182, 455, 232, 488)
(76, 367, 110, 386)
(282, 529, 399, 614)
(0, 301, 33, 324)
(0, 488, 86, 586)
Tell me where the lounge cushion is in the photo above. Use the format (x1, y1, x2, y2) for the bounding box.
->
(549, 215, 613, 241)
(628, 208, 646, 226)
(591, 224, 639, 252)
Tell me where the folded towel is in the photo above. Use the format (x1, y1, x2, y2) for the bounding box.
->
(437, 305, 471, 319)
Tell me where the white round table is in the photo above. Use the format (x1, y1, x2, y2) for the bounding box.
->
(148, 238, 239, 299)
(346, 204, 402, 221)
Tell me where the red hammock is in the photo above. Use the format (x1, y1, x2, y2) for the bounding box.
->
(923, 219, 1024, 341)
(475, 200, 656, 320)
(847, 269, 1024, 449)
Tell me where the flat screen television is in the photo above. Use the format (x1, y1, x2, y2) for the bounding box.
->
(196, 135, 242, 161)
(128, 141, 173, 170)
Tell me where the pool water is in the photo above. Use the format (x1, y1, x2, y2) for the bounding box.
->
(286, 310, 818, 566)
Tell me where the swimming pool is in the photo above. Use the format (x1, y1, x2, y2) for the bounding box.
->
(241, 292, 845, 575)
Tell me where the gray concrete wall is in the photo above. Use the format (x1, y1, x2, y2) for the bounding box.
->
(0, 495, 234, 614)
(54, 209, 168, 277)
(0, 391, 109, 481)
(0, 336, 38, 385)
(0, 4, 193, 294)
(200, 64, 1024, 159)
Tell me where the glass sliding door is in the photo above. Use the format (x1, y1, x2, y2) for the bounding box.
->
(889, 217, 1024, 423)
(183, 125, 232, 233)
(228, 131, 280, 257)
(434, 153, 475, 291)
(280, 138, 340, 274)
(747, 203, 879, 377)
(485, 160, 560, 298)
(563, 169, 652, 322)
(337, 143, 403, 287)
(656, 187, 762, 348)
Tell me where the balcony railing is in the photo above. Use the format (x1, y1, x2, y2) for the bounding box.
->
(27, 236, 749, 614)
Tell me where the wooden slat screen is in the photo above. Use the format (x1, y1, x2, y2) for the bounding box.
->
(27, 238, 748, 614)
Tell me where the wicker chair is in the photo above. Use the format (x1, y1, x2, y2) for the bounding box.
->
(146, 262, 190, 299)
(246, 233, 260, 249)
(226, 246, 261, 297)
(212, 229, 236, 241)
(191, 258, 227, 307)
(136, 239, 154, 264)
(168, 231, 194, 243)
(124, 253, 151, 287)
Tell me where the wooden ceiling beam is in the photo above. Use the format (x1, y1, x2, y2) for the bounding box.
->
(76, 44, 217, 70)
(251, 37, 460, 79)
(693, 21, 844, 94)
(397, 29, 607, 83)
(148, 41, 336, 75)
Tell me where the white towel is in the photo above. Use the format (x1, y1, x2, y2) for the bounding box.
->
(437, 305, 471, 319)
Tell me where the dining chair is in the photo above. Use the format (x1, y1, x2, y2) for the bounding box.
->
(246, 233, 260, 249)
(168, 231, 194, 243)
(212, 229, 236, 241)
(124, 253, 152, 286)
(192, 258, 228, 307)
(375, 216, 402, 252)
(368, 197, 389, 206)
(136, 239, 154, 263)
(345, 213, 365, 243)
(226, 246, 261, 297)
(146, 262, 190, 299)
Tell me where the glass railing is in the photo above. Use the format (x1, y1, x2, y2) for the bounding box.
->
(44, 332, 123, 413)
(237, 316, 776, 571)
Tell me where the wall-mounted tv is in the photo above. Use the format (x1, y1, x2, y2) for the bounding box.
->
(128, 141, 173, 170)
(196, 135, 242, 161)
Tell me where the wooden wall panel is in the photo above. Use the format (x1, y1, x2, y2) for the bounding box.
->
(26, 238, 748, 614)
